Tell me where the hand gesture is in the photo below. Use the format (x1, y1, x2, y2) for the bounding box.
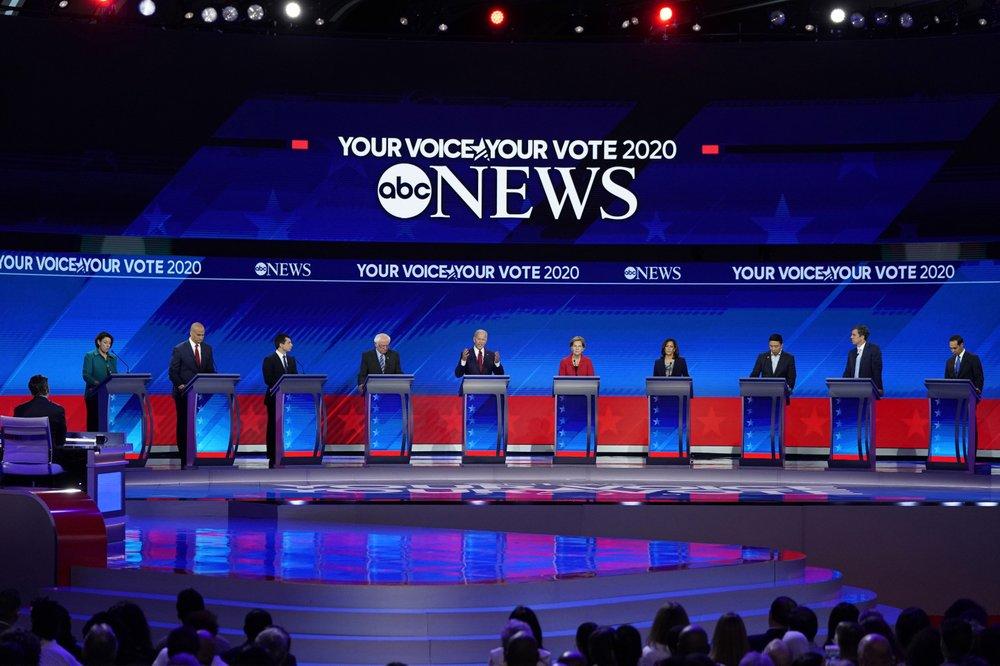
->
(494, 351, 500, 365)
(461, 348, 470, 362)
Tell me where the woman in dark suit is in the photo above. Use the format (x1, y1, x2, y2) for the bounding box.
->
(83, 331, 118, 431)
(653, 338, 689, 377)
(558, 336, 595, 376)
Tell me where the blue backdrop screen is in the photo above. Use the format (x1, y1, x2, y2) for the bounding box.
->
(0, 251, 996, 398)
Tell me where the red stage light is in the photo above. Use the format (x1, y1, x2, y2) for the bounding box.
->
(657, 5, 674, 22)
(488, 7, 506, 27)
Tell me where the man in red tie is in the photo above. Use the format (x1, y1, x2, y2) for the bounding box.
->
(169, 322, 217, 468)
(454, 329, 505, 377)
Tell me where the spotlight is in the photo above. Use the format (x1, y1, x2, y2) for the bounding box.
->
(201, 6, 217, 22)
(137, 0, 155, 14)
(874, 10, 889, 26)
(849, 11, 865, 26)
(487, 7, 505, 27)
(978, 16, 988, 25)
(898, 11, 913, 27)
(691, 22, 701, 30)
(830, 7, 846, 23)
(221, 5, 237, 20)
(314, 16, 323, 24)
(656, 5, 674, 23)
(804, 22, 815, 30)
(769, 9, 786, 25)
(631, 16, 639, 24)
(573, 24, 584, 33)
(247, 3, 263, 19)
(437, 22, 448, 31)
(57, 0, 68, 6)
(621, 19, 630, 28)
(184, 10, 193, 18)
(399, 15, 408, 25)
(283, 1, 301, 19)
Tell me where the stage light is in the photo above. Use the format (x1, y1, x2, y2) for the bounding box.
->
(691, 22, 701, 30)
(315, 17, 323, 24)
(437, 21, 448, 31)
(283, 1, 301, 19)
(632, 16, 639, 24)
(399, 15, 408, 25)
(656, 5, 674, 23)
(804, 22, 815, 30)
(898, 11, 913, 27)
(57, 0, 68, 6)
(849, 11, 865, 26)
(830, 8, 846, 23)
(874, 10, 889, 26)
(978, 16, 988, 25)
(201, 6, 217, 22)
(621, 19, 630, 28)
(942, 501, 962, 507)
(184, 10, 193, 18)
(769, 10, 786, 25)
(488, 7, 505, 27)
(573, 24, 584, 33)
(221, 5, 237, 20)
(247, 3, 263, 19)
(138, 0, 155, 15)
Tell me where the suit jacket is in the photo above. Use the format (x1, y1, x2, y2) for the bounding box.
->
(945, 351, 984, 393)
(750, 352, 797, 391)
(82, 349, 118, 397)
(168, 340, 217, 394)
(357, 349, 403, 387)
(653, 356, 689, 377)
(13, 395, 67, 448)
(843, 343, 883, 393)
(263, 352, 299, 402)
(558, 355, 595, 376)
(454, 348, 504, 377)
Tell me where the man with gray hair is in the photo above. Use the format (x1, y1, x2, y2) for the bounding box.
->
(858, 633, 895, 666)
(255, 625, 296, 666)
(455, 329, 505, 377)
(357, 333, 403, 391)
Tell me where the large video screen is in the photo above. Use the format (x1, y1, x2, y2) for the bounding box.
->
(1, 250, 996, 398)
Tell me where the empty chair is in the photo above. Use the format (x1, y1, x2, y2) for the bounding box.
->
(0, 416, 64, 486)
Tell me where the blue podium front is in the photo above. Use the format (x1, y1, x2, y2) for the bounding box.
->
(365, 374, 415, 464)
(646, 377, 693, 465)
(738, 378, 789, 467)
(553, 376, 600, 464)
(925, 379, 980, 472)
(272, 374, 327, 467)
(826, 378, 879, 470)
(461, 375, 509, 464)
(183, 373, 241, 469)
(97, 373, 153, 467)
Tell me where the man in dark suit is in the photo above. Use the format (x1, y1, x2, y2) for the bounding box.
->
(168, 322, 217, 468)
(749, 333, 796, 403)
(263, 332, 299, 468)
(842, 323, 883, 394)
(454, 329, 505, 377)
(13, 374, 67, 448)
(945, 334, 984, 394)
(357, 333, 403, 391)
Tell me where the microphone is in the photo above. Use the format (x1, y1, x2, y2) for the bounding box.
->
(572, 357, 580, 368)
(109, 353, 132, 372)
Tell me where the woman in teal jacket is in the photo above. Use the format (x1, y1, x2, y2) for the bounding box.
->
(83, 331, 118, 431)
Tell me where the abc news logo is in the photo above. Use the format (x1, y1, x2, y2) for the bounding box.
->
(376, 162, 637, 221)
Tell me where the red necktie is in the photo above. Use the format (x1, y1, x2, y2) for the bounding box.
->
(477, 350, 484, 373)
(194, 344, 202, 367)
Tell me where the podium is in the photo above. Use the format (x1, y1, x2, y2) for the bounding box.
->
(924, 379, 980, 472)
(364, 374, 415, 464)
(270, 374, 327, 467)
(96, 373, 153, 467)
(183, 374, 241, 468)
(646, 377, 692, 465)
(826, 378, 879, 469)
(738, 378, 789, 466)
(461, 376, 509, 464)
(553, 376, 600, 464)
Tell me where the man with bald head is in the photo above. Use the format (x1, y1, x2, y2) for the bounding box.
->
(858, 633, 895, 666)
(169, 322, 217, 468)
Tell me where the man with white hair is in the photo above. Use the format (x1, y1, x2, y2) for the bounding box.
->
(455, 329, 505, 377)
(357, 333, 403, 391)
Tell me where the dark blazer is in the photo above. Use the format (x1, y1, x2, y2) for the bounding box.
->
(653, 356, 689, 378)
(558, 355, 595, 376)
(750, 352, 797, 390)
(13, 395, 67, 448)
(454, 348, 504, 377)
(945, 351, 984, 393)
(263, 352, 299, 396)
(357, 349, 403, 387)
(168, 340, 217, 394)
(843, 343, 883, 393)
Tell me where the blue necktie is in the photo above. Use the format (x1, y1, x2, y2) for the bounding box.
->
(854, 349, 863, 378)
(955, 355, 961, 374)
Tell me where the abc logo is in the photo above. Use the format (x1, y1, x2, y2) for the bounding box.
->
(623, 266, 637, 280)
(254, 262, 268, 276)
(377, 164, 432, 219)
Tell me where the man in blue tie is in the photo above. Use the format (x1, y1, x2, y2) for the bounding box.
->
(357, 333, 403, 392)
(945, 334, 984, 394)
(842, 324, 883, 394)
(263, 333, 298, 468)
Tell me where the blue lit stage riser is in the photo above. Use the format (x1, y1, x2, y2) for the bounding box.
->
(272, 374, 327, 467)
(925, 379, 981, 472)
(97, 373, 152, 467)
(365, 374, 414, 464)
(739, 378, 789, 467)
(461, 375, 509, 464)
(827, 379, 879, 470)
(646, 377, 693, 465)
(184, 373, 240, 469)
(553, 376, 600, 465)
